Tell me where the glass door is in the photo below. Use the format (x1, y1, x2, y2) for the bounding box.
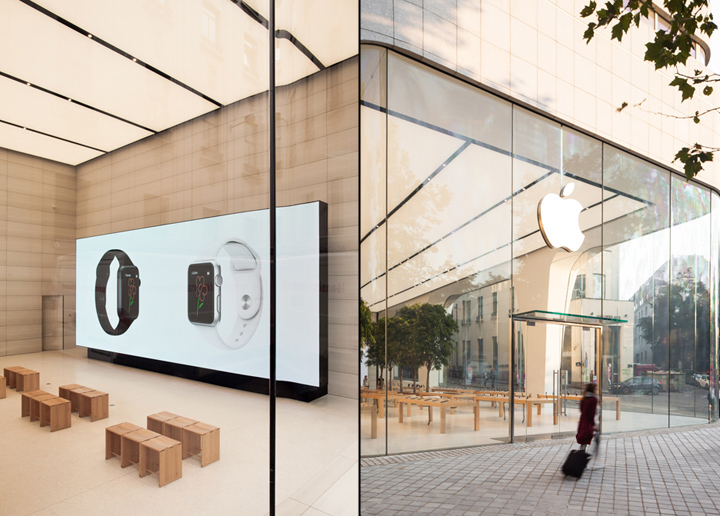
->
(511, 314, 604, 442)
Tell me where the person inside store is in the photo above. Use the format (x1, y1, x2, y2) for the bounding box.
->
(576, 383, 598, 452)
(362, 375, 368, 388)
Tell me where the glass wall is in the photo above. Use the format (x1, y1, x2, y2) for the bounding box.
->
(0, 2, 358, 515)
(360, 44, 720, 457)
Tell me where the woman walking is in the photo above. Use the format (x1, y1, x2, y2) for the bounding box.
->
(576, 383, 598, 452)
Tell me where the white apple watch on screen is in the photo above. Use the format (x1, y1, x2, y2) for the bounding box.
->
(187, 240, 262, 349)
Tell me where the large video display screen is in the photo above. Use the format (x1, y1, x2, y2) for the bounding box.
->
(77, 202, 325, 389)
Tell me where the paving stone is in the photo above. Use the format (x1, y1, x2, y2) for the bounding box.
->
(362, 423, 720, 516)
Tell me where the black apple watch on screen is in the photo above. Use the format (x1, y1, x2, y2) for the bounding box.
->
(95, 249, 140, 336)
(187, 262, 217, 325)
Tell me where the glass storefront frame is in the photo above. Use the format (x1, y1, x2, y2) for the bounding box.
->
(360, 43, 720, 458)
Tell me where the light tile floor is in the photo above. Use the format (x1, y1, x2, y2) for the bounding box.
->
(0, 348, 358, 516)
(361, 423, 720, 515)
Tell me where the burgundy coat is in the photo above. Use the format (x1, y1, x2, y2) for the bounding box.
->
(576, 394, 598, 445)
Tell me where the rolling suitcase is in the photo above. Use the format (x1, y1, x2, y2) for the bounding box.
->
(562, 450, 590, 478)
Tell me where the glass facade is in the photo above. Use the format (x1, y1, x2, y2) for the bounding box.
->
(360, 45, 720, 457)
(0, 2, 358, 514)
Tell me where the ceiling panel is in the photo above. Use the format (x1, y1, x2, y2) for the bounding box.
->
(276, 0, 358, 67)
(0, 75, 152, 152)
(33, 0, 269, 106)
(0, 122, 103, 165)
(0, 2, 217, 131)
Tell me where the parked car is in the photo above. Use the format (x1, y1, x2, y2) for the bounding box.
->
(694, 374, 709, 389)
(610, 376, 662, 395)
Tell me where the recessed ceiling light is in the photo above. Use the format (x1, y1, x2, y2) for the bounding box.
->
(88, 34, 93, 38)
(132, 58, 137, 62)
(67, 98, 72, 102)
(26, 82, 30, 86)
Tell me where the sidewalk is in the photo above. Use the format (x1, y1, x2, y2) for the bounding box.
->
(361, 424, 720, 516)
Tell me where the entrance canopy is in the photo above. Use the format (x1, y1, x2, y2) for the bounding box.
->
(513, 310, 627, 327)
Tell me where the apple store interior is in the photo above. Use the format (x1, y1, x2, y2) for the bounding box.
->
(360, 45, 720, 457)
(0, 1, 359, 515)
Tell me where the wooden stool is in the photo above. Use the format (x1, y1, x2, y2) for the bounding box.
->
(147, 412, 179, 434)
(30, 393, 56, 422)
(4, 366, 24, 389)
(0, 376, 6, 399)
(58, 384, 84, 403)
(121, 429, 160, 468)
(16, 369, 39, 392)
(140, 436, 182, 487)
(106, 423, 142, 460)
(163, 416, 197, 442)
(69, 387, 94, 413)
(40, 398, 71, 432)
(78, 390, 109, 422)
(182, 423, 220, 467)
(21, 390, 49, 417)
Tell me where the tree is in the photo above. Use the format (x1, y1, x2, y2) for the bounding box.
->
(364, 316, 410, 391)
(395, 303, 459, 393)
(360, 298, 374, 359)
(581, 1, 717, 179)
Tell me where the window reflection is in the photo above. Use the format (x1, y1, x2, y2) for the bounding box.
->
(360, 45, 718, 458)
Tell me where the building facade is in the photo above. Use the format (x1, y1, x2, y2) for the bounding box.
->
(360, 1, 720, 457)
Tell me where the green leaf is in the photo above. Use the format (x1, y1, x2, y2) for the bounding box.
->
(579, 1, 597, 18)
(703, 85, 713, 96)
(669, 76, 696, 101)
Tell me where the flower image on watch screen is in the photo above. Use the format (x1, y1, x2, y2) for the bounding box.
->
(188, 262, 216, 324)
(118, 266, 140, 319)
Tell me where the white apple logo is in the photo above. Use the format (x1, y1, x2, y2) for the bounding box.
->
(537, 183, 585, 252)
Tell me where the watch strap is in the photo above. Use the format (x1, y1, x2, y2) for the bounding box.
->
(95, 250, 135, 336)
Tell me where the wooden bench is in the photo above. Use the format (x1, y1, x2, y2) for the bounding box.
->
(106, 422, 143, 460)
(4, 367, 39, 392)
(121, 429, 160, 468)
(147, 412, 220, 467)
(147, 411, 180, 433)
(182, 423, 220, 467)
(78, 390, 109, 422)
(140, 436, 182, 487)
(40, 397, 71, 432)
(0, 376, 5, 399)
(20, 390, 71, 431)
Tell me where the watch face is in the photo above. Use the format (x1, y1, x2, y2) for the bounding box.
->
(188, 262, 218, 325)
(118, 266, 140, 320)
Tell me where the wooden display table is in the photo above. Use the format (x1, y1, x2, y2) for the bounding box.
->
(40, 397, 71, 432)
(182, 422, 220, 467)
(78, 390, 109, 422)
(474, 395, 554, 427)
(396, 396, 479, 434)
(360, 389, 407, 418)
(0, 376, 5, 399)
(361, 403, 378, 439)
(106, 422, 143, 460)
(163, 417, 197, 442)
(121, 429, 160, 468)
(140, 436, 182, 487)
(147, 412, 180, 434)
(536, 394, 622, 421)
